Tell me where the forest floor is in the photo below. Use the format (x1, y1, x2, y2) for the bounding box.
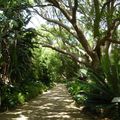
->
(0, 84, 94, 120)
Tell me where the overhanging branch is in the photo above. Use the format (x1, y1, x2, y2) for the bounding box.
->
(40, 43, 89, 66)
(72, 0, 78, 24)
(108, 39, 120, 44)
(32, 8, 78, 39)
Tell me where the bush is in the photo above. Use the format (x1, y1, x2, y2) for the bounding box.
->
(17, 93, 25, 104)
(1, 85, 23, 110)
(0, 80, 47, 112)
(83, 53, 120, 119)
(20, 81, 44, 100)
(67, 80, 89, 104)
(67, 50, 120, 119)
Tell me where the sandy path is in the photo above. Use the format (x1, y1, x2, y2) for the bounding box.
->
(0, 84, 93, 120)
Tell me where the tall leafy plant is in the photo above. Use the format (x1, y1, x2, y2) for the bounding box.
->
(9, 28, 36, 83)
(0, 0, 36, 84)
(84, 49, 120, 118)
(0, 0, 38, 111)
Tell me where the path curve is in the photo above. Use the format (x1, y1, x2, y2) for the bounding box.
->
(0, 84, 93, 120)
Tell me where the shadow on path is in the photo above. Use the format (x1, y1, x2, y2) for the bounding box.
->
(0, 84, 93, 120)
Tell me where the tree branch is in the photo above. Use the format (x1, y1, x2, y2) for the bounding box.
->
(72, 24, 94, 59)
(72, 0, 78, 24)
(68, 0, 72, 10)
(40, 43, 89, 66)
(93, 0, 100, 38)
(100, 0, 115, 15)
(47, 0, 72, 21)
(108, 39, 120, 44)
(36, 0, 97, 62)
(95, 17, 120, 50)
(33, 4, 53, 7)
(32, 8, 78, 39)
(105, 18, 120, 40)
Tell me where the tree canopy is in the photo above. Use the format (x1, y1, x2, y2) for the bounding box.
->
(32, 0, 120, 69)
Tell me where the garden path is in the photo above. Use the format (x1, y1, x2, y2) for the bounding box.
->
(0, 84, 94, 120)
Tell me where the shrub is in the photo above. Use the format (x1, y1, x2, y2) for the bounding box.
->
(0, 80, 47, 112)
(20, 81, 44, 101)
(83, 53, 120, 119)
(67, 80, 89, 104)
(17, 93, 25, 104)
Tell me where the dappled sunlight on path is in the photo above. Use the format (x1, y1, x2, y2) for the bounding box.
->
(0, 84, 93, 120)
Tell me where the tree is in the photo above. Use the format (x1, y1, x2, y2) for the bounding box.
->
(33, 0, 120, 69)
(0, 0, 36, 83)
(36, 25, 81, 80)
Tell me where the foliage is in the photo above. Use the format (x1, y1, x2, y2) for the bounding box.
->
(20, 81, 45, 100)
(83, 48, 120, 119)
(66, 48, 120, 119)
(9, 27, 36, 83)
(67, 80, 89, 104)
(0, 1, 120, 120)
(1, 84, 24, 110)
(47, 52, 63, 82)
(59, 55, 80, 80)
(0, 81, 46, 111)
(34, 0, 120, 69)
(32, 48, 53, 86)
(0, 0, 35, 83)
(32, 47, 63, 84)
(0, 0, 53, 112)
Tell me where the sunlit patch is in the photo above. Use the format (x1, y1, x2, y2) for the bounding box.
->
(38, 106, 50, 109)
(44, 103, 54, 106)
(65, 101, 80, 110)
(43, 114, 71, 119)
(6, 111, 22, 115)
(58, 112, 68, 115)
(63, 99, 73, 102)
(32, 100, 42, 104)
(52, 96, 61, 100)
(43, 90, 51, 94)
(0, 84, 89, 120)
(79, 106, 85, 111)
(12, 114, 28, 120)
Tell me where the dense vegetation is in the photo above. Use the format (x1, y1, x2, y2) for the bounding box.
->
(67, 48, 120, 119)
(0, 0, 53, 111)
(0, 0, 120, 120)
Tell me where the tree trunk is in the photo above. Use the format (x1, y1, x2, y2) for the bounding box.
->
(1, 39, 10, 84)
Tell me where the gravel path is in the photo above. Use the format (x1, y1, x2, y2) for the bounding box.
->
(0, 84, 93, 120)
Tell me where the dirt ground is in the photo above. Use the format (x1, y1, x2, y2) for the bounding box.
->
(0, 84, 94, 120)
